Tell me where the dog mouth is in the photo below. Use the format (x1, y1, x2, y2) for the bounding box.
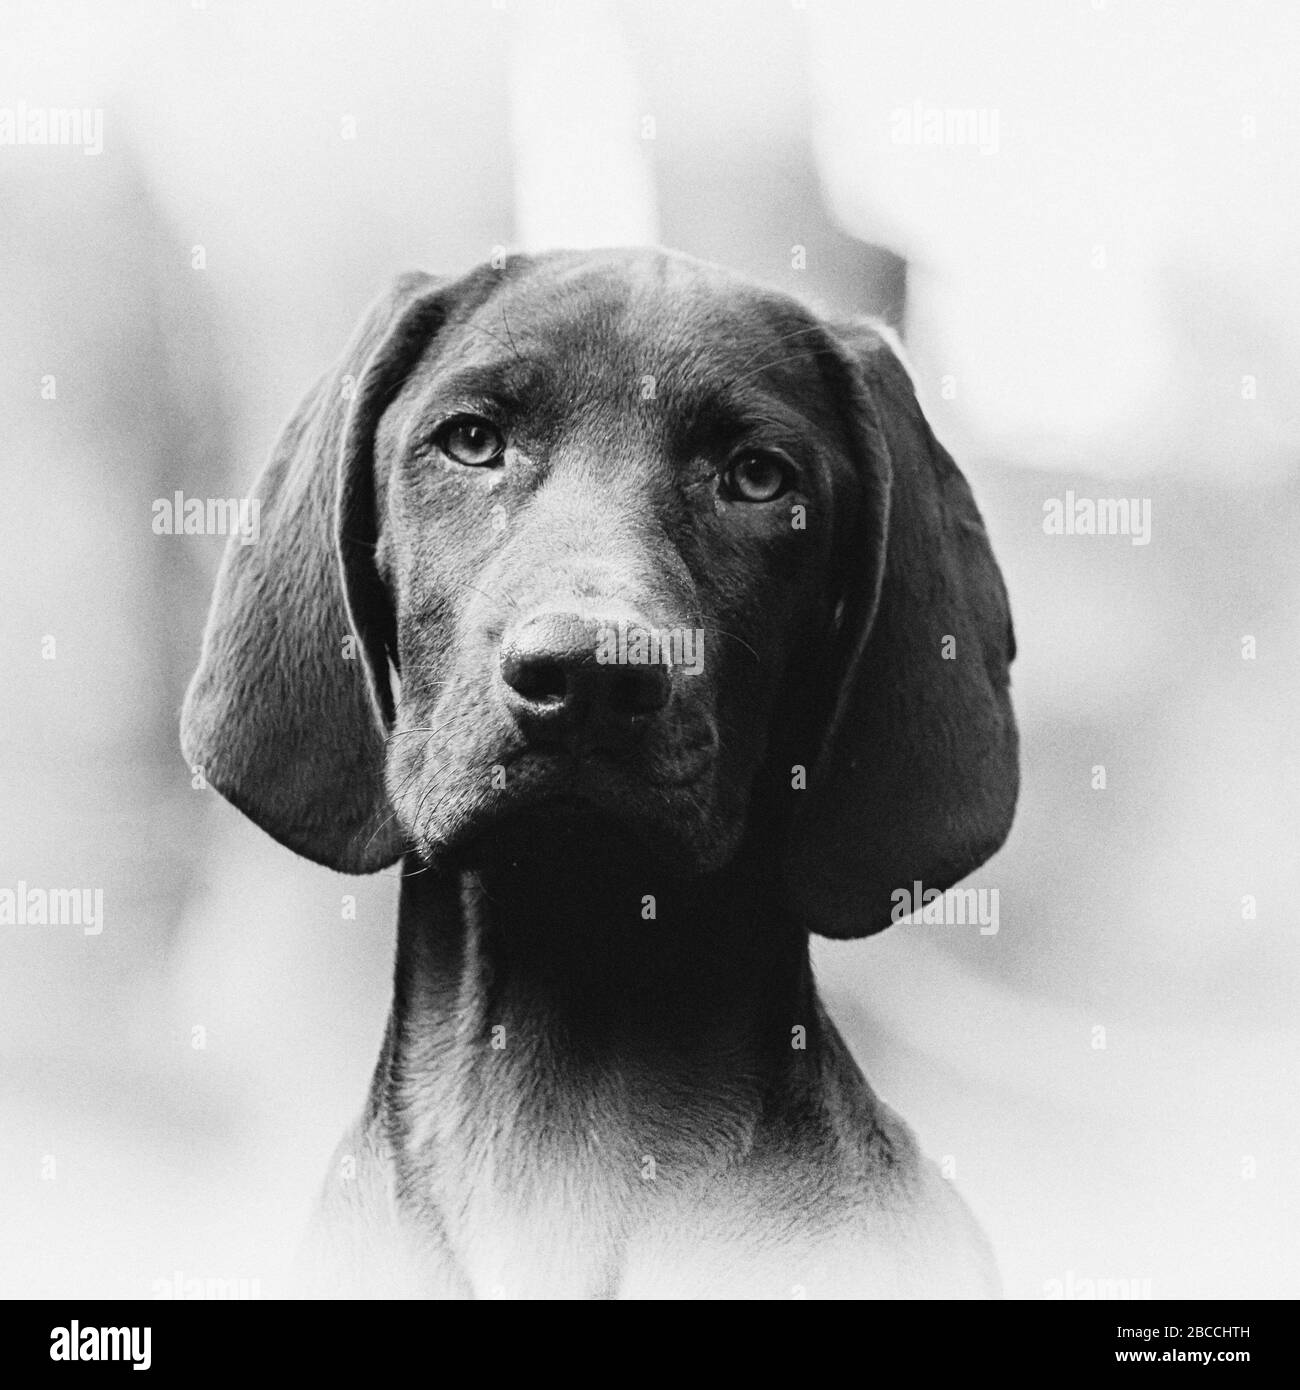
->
(415, 742, 718, 873)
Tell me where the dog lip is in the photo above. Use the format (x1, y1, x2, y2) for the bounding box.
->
(430, 751, 713, 853)
(503, 746, 714, 788)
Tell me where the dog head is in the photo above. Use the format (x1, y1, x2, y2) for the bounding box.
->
(181, 248, 1017, 936)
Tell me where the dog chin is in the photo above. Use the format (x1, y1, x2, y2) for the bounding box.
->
(460, 809, 734, 884)
(417, 779, 732, 879)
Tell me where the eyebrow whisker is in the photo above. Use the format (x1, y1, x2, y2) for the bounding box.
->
(729, 323, 828, 375)
(498, 309, 524, 364)
(726, 344, 840, 390)
(457, 321, 526, 363)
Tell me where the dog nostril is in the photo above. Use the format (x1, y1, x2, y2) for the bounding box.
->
(501, 652, 569, 706)
(499, 613, 676, 741)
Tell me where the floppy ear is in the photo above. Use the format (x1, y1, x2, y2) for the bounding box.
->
(785, 321, 1019, 938)
(180, 272, 449, 872)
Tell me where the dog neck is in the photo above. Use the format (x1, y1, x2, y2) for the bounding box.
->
(375, 833, 824, 1195)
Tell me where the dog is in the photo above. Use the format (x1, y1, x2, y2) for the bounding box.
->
(181, 247, 1018, 1299)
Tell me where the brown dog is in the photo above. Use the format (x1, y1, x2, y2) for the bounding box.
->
(182, 248, 1018, 1298)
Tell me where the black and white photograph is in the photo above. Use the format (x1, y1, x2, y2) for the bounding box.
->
(1, 0, 1296, 1333)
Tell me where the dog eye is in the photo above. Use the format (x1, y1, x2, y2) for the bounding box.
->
(723, 450, 793, 503)
(435, 416, 506, 467)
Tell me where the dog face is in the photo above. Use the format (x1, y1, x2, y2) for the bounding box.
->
(182, 248, 1019, 935)
(375, 253, 854, 875)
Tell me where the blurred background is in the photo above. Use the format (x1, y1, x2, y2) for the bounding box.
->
(1, 0, 1297, 1299)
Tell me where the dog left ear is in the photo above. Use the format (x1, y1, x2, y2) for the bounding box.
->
(181, 272, 449, 872)
(785, 320, 1019, 938)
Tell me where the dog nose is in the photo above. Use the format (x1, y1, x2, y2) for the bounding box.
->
(500, 612, 672, 750)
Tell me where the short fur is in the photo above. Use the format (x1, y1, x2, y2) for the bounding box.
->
(182, 248, 1018, 1299)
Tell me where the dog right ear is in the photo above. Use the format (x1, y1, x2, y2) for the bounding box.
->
(784, 319, 1019, 938)
(180, 271, 449, 872)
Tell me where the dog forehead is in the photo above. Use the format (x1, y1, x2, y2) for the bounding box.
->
(449, 250, 825, 392)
